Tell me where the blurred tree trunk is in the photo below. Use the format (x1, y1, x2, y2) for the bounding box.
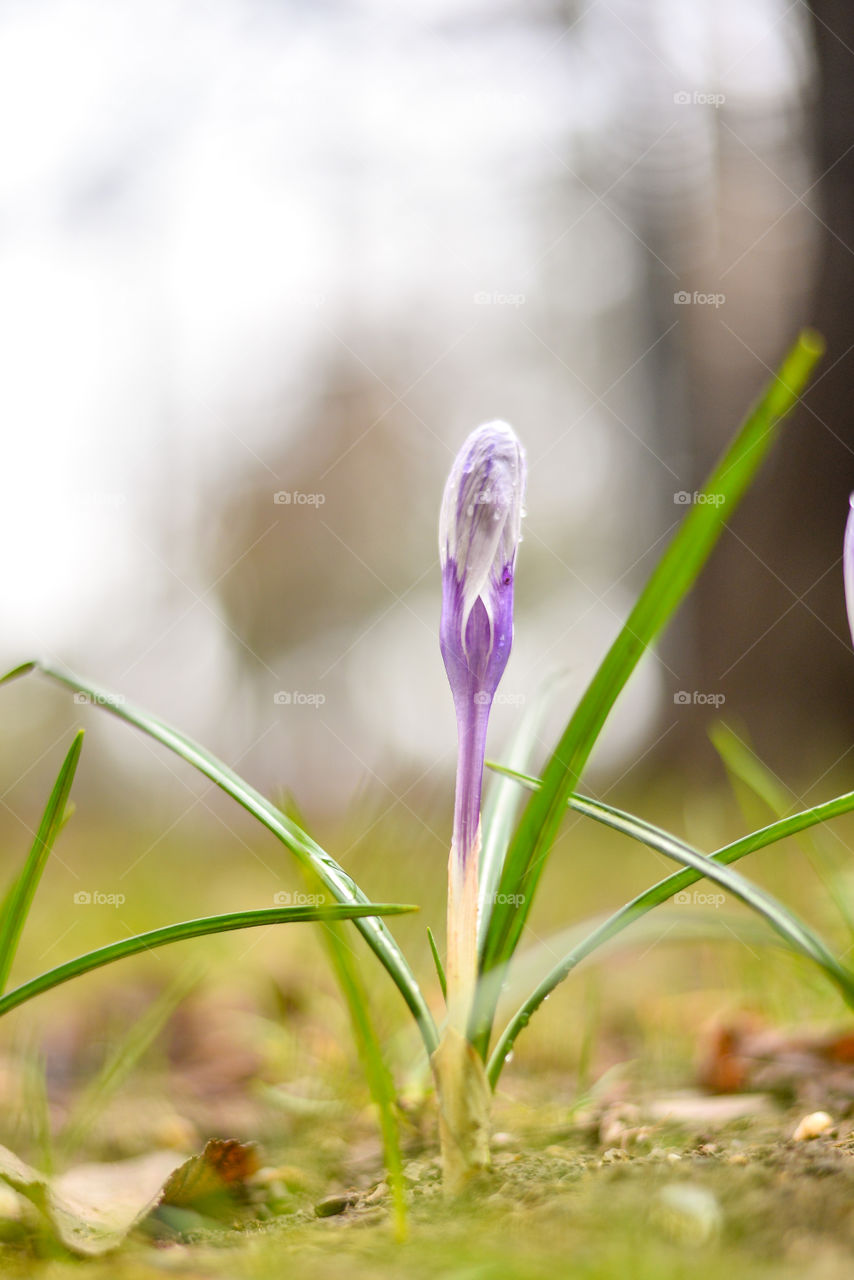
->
(677, 2, 854, 776)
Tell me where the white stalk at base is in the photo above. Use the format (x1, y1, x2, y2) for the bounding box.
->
(445, 824, 480, 1032)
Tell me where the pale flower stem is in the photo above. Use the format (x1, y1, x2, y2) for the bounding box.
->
(446, 703, 489, 1031)
(446, 829, 479, 1030)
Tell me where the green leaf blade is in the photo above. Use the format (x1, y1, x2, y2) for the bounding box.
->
(0, 902, 417, 1021)
(0, 731, 84, 994)
(479, 332, 825, 1012)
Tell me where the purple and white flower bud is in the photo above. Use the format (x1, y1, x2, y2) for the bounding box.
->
(439, 421, 525, 1021)
(440, 421, 526, 863)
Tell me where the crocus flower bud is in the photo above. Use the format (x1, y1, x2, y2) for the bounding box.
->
(439, 422, 525, 1028)
(845, 494, 854, 646)
(439, 421, 526, 863)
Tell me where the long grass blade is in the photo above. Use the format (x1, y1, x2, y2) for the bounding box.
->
(0, 660, 438, 1055)
(0, 732, 83, 993)
(0, 902, 416, 1020)
(489, 763, 854, 867)
(478, 332, 824, 1008)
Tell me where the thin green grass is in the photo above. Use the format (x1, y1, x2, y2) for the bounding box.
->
(0, 903, 417, 1020)
(426, 927, 447, 1002)
(0, 732, 83, 993)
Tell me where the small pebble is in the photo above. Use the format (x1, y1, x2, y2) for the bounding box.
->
(315, 1194, 353, 1218)
(792, 1112, 834, 1142)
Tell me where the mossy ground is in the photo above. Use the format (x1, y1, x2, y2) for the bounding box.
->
(2, 1082, 854, 1278)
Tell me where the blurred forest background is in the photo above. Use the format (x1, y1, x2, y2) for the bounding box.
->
(2, 0, 854, 854)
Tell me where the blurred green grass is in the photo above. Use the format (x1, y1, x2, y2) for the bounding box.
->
(2, 761, 851, 1114)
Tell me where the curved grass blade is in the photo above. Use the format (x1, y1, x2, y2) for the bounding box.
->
(487, 780, 854, 1086)
(489, 763, 854, 868)
(0, 660, 438, 1055)
(479, 332, 825, 1011)
(0, 731, 83, 993)
(0, 902, 416, 1020)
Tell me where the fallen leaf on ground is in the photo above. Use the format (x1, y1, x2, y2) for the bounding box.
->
(0, 1144, 183, 1255)
(698, 1019, 854, 1101)
(160, 1138, 260, 1215)
(0, 1137, 260, 1256)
